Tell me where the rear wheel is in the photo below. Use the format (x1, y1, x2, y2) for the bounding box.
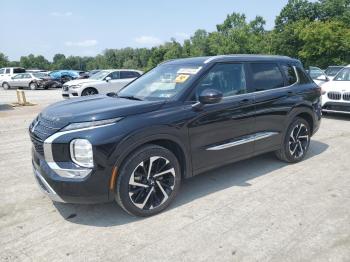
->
(115, 144, 181, 217)
(2, 82, 10, 90)
(81, 88, 98, 96)
(275, 117, 311, 163)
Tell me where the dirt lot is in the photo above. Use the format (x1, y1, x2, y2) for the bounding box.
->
(0, 89, 350, 262)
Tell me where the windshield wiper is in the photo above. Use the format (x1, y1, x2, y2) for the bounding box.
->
(118, 95, 143, 101)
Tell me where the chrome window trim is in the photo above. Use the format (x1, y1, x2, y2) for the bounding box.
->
(206, 131, 279, 151)
(194, 65, 300, 103)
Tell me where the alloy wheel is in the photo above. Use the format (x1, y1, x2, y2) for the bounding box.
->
(128, 156, 176, 210)
(289, 123, 309, 158)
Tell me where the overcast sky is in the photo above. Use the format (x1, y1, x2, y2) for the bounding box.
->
(1, 0, 290, 61)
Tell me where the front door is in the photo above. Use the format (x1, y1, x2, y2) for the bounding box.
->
(188, 63, 256, 173)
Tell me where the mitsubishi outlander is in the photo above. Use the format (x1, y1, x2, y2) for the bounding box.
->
(29, 55, 322, 217)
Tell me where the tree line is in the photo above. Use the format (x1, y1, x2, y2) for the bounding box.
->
(0, 0, 349, 71)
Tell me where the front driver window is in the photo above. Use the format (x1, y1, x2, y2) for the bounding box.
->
(195, 63, 247, 100)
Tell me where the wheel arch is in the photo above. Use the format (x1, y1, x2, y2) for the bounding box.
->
(287, 105, 315, 135)
(82, 87, 98, 95)
(109, 133, 192, 192)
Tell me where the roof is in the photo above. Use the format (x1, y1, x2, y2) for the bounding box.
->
(162, 54, 299, 66)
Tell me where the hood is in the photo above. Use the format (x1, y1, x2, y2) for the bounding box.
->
(40, 95, 164, 124)
(322, 81, 350, 92)
(64, 78, 100, 86)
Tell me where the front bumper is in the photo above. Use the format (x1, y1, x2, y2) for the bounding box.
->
(31, 146, 111, 204)
(62, 86, 79, 98)
(322, 93, 350, 114)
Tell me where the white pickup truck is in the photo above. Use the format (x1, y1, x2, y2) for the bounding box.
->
(0, 67, 26, 87)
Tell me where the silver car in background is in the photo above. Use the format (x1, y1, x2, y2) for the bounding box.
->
(2, 72, 48, 90)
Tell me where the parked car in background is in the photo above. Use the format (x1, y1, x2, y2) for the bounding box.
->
(321, 65, 350, 114)
(88, 70, 101, 77)
(0, 67, 26, 87)
(2, 72, 49, 90)
(307, 66, 329, 86)
(62, 69, 142, 98)
(41, 70, 84, 89)
(30, 55, 321, 216)
(325, 66, 345, 81)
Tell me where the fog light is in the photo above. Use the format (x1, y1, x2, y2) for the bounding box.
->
(70, 139, 94, 168)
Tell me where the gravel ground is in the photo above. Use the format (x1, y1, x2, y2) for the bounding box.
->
(0, 89, 350, 262)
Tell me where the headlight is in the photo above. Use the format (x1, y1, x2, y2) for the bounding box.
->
(61, 117, 123, 131)
(70, 84, 82, 89)
(70, 139, 94, 168)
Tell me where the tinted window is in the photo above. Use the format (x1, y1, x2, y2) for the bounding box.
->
(296, 67, 312, 84)
(13, 68, 25, 74)
(5, 69, 10, 74)
(282, 65, 297, 85)
(250, 63, 284, 91)
(0, 69, 4, 74)
(120, 71, 139, 79)
(108, 71, 120, 80)
(195, 63, 247, 98)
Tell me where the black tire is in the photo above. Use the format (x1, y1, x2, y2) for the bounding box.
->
(29, 82, 37, 90)
(81, 88, 98, 96)
(115, 144, 181, 217)
(275, 117, 311, 163)
(2, 82, 10, 90)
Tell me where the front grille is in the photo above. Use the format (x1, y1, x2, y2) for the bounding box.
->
(29, 116, 66, 156)
(327, 92, 341, 100)
(343, 92, 350, 101)
(31, 136, 44, 156)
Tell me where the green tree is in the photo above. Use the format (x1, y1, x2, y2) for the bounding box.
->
(0, 52, 8, 67)
(298, 20, 350, 67)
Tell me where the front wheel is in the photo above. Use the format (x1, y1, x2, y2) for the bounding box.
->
(275, 117, 311, 163)
(81, 88, 98, 96)
(2, 82, 10, 90)
(115, 145, 181, 217)
(29, 82, 37, 90)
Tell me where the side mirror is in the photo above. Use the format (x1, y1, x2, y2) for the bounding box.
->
(199, 89, 223, 104)
(193, 89, 223, 110)
(105, 76, 112, 82)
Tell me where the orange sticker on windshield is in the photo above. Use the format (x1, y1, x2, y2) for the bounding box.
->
(175, 74, 190, 83)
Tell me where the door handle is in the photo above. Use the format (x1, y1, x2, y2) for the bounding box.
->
(239, 98, 252, 105)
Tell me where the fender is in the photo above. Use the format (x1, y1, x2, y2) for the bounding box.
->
(108, 125, 193, 179)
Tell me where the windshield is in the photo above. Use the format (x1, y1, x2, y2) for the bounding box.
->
(90, 70, 111, 80)
(325, 67, 343, 76)
(118, 64, 202, 101)
(334, 68, 350, 81)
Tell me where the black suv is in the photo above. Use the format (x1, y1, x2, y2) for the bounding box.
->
(30, 55, 322, 216)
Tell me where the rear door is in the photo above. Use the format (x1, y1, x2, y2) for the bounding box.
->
(188, 62, 256, 173)
(248, 62, 298, 153)
(118, 71, 139, 90)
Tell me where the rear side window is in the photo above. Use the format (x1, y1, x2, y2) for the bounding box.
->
(250, 63, 284, 91)
(0, 69, 4, 74)
(120, 71, 139, 79)
(5, 69, 10, 74)
(282, 65, 297, 85)
(296, 67, 312, 84)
